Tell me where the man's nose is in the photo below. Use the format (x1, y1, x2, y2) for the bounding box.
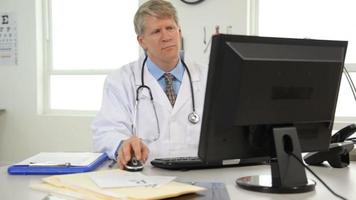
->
(161, 30, 172, 42)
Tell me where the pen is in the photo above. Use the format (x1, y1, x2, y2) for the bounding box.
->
(108, 159, 117, 168)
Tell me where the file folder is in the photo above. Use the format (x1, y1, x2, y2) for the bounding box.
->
(30, 169, 206, 200)
(8, 152, 108, 175)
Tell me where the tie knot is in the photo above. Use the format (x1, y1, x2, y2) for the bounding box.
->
(163, 73, 174, 85)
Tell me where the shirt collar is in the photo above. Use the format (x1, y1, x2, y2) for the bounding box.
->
(146, 57, 185, 82)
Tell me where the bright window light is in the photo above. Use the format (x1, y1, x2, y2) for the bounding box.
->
(258, 0, 356, 64)
(51, 0, 138, 69)
(50, 75, 106, 111)
(46, 0, 138, 112)
(258, 0, 356, 118)
(335, 73, 356, 117)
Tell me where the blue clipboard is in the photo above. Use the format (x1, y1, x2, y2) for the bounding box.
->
(7, 153, 108, 175)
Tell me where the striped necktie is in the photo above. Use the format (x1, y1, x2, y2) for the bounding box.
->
(163, 73, 176, 106)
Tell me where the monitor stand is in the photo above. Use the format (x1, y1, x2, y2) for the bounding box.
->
(236, 127, 316, 193)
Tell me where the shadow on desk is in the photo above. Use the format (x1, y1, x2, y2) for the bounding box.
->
(169, 182, 229, 200)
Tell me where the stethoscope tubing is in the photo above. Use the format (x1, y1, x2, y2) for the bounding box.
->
(139, 55, 198, 124)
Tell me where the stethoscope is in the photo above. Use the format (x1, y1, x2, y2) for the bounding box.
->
(136, 56, 200, 133)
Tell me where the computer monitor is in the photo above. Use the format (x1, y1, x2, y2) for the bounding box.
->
(198, 34, 347, 193)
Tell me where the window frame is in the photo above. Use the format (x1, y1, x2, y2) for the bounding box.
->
(248, 0, 356, 127)
(41, 0, 136, 116)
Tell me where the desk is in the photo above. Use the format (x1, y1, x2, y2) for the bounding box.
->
(1, 162, 355, 200)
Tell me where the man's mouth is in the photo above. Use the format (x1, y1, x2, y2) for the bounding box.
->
(162, 45, 176, 50)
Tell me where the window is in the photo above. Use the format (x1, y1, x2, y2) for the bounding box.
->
(251, 0, 356, 124)
(42, 0, 138, 113)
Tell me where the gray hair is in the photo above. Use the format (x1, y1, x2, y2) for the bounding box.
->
(134, 0, 179, 36)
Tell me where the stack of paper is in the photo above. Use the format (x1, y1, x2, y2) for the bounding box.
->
(90, 172, 176, 188)
(30, 169, 205, 200)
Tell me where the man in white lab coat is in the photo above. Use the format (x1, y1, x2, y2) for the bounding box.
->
(92, 0, 207, 169)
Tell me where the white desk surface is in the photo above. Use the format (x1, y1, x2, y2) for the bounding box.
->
(1, 161, 355, 200)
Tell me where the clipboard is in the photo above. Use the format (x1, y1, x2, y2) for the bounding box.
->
(7, 152, 108, 175)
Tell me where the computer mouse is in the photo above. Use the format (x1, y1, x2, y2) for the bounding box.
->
(124, 157, 144, 172)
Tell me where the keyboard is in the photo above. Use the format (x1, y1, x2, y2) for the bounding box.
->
(151, 156, 267, 170)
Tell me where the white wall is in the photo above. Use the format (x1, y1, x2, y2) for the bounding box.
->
(173, 0, 248, 64)
(0, 0, 248, 164)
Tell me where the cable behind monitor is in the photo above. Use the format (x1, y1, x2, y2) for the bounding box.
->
(343, 66, 356, 101)
(290, 152, 347, 200)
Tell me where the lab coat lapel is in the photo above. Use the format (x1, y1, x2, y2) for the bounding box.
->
(134, 58, 172, 111)
(172, 62, 201, 115)
(134, 58, 201, 113)
(133, 58, 172, 111)
(144, 66, 173, 111)
(133, 57, 145, 86)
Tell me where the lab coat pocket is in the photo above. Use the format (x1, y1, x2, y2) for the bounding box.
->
(185, 122, 201, 145)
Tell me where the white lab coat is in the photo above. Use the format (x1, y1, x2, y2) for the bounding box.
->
(92, 57, 208, 161)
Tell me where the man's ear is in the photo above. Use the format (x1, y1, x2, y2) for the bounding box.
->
(137, 35, 147, 50)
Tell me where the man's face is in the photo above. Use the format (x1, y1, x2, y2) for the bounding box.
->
(137, 15, 181, 69)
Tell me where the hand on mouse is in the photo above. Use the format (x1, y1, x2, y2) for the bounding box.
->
(116, 136, 149, 169)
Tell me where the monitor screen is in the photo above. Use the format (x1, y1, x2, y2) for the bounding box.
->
(198, 34, 347, 193)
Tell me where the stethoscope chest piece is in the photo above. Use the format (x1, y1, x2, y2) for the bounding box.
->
(188, 112, 200, 124)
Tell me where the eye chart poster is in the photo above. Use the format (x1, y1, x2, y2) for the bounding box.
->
(0, 13, 17, 65)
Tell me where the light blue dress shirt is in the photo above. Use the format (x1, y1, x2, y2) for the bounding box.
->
(146, 57, 185, 95)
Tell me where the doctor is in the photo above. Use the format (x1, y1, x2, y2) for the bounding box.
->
(92, 0, 207, 169)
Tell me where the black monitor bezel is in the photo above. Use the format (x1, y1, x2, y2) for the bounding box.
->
(198, 34, 348, 163)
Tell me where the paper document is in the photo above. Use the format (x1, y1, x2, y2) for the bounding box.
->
(16, 152, 104, 166)
(90, 171, 176, 188)
(30, 169, 205, 200)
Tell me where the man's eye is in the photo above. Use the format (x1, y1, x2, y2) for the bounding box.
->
(167, 26, 175, 31)
(151, 29, 160, 35)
